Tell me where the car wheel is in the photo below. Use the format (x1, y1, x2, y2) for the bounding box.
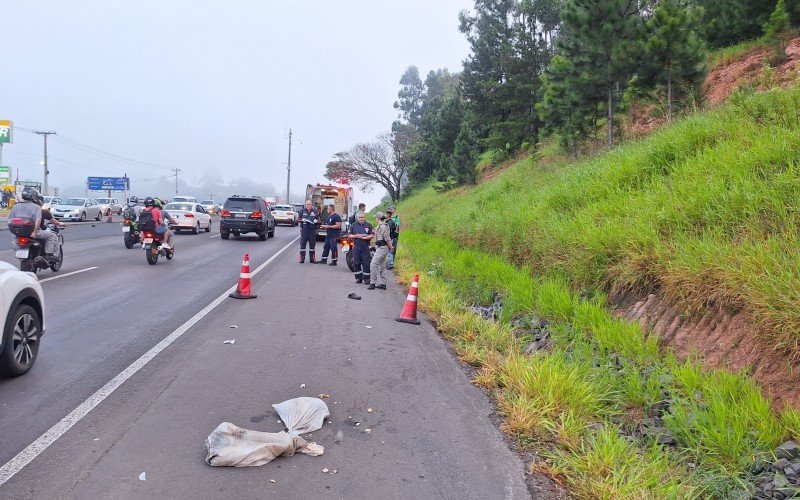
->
(79, 212, 86, 222)
(220, 231, 230, 240)
(268, 225, 275, 238)
(95, 211, 102, 221)
(204, 221, 211, 232)
(0, 304, 42, 377)
(258, 231, 267, 241)
(193, 223, 199, 235)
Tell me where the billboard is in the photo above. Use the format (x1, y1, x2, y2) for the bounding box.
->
(0, 120, 11, 143)
(87, 176, 129, 191)
(0, 166, 9, 183)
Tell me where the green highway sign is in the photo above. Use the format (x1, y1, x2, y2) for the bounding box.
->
(0, 166, 9, 182)
(0, 120, 11, 143)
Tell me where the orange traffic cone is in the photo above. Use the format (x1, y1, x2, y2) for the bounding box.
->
(396, 274, 421, 325)
(229, 253, 257, 299)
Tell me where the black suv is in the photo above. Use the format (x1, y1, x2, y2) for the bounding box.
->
(220, 195, 276, 240)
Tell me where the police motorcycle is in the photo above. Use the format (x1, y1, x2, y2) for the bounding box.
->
(122, 199, 141, 249)
(9, 219, 64, 274)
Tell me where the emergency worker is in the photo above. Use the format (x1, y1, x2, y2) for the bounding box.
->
(298, 199, 320, 263)
(318, 203, 342, 266)
(348, 211, 373, 283)
(368, 212, 393, 290)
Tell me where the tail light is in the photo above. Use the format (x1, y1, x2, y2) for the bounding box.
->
(220, 210, 230, 217)
(143, 231, 155, 238)
(17, 236, 30, 246)
(184, 213, 194, 218)
(250, 211, 262, 219)
(123, 219, 131, 225)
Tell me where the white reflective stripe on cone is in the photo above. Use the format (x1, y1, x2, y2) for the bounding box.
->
(405, 295, 417, 302)
(240, 273, 251, 279)
(411, 282, 419, 288)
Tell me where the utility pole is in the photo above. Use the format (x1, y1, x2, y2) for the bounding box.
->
(171, 168, 181, 195)
(286, 128, 292, 204)
(34, 131, 56, 195)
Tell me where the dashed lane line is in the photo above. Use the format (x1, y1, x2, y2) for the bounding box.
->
(39, 267, 98, 283)
(0, 235, 299, 486)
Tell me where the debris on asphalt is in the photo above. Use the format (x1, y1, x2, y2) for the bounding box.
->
(138, 472, 146, 481)
(347, 293, 361, 300)
(300, 383, 306, 388)
(365, 325, 372, 329)
(319, 393, 330, 399)
(229, 325, 238, 329)
(205, 397, 330, 467)
(270, 479, 276, 483)
(364, 428, 371, 434)
(223, 339, 235, 345)
(322, 468, 329, 473)
(367, 408, 373, 413)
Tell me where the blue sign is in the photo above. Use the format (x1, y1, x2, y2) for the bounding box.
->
(87, 176, 129, 191)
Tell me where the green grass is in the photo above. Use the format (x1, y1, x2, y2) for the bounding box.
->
(394, 231, 798, 498)
(708, 37, 768, 67)
(401, 86, 800, 360)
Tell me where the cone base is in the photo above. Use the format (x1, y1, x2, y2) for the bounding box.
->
(396, 317, 420, 325)
(229, 292, 258, 300)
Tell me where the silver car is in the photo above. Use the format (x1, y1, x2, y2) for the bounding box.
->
(95, 197, 122, 216)
(42, 196, 62, 211)
(52, 198, 103, 222)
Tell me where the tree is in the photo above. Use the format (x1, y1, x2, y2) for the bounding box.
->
(764, 0, 793, 64)
(324, 130, 417, 203)
(644, 0, 706, 121)
(393, 66, 426, 129)
(691, 0, 775, 48)
(560, 0, 643, 148)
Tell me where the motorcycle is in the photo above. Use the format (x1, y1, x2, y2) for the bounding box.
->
(141, 229, 173, 265)
(10, 222, 64, 274)
(341, 234, 375, 272)
(122, 218, 140, 249)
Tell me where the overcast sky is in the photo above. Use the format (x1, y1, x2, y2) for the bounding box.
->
(2, 0, 471, 206)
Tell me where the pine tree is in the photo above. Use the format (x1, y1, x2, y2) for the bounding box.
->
(644, 0, 706, 121)
(393, 66, 426, 129)
(560, 0, 643, 148)
(692, 0, 775, 48)
(764, 0, 793, 64)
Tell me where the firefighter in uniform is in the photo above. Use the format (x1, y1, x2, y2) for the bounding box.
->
(298, 199, 320, 263)
(318, 203, 342, 265)
(348, 211, 373, 283)
(368, 212, 393, 290)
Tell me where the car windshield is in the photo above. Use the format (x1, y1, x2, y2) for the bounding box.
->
(165, 203, 193, 211)
(201, 200, 214, 205)
(43, 197, 53, 203)
(223, 199, 257, 211)
(96, 198, 111, 204)
(62, 198, 86, 206)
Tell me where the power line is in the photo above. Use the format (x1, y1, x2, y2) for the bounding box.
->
(171, 168, 182, 194)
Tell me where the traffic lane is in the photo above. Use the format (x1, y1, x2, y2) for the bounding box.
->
(0, 224, 297, 466)
(0, 242, 528, 498)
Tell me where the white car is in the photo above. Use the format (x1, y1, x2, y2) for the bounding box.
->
(201, 200, 219, 214)
(165, 202, 212, 234)
(171, 195, 197, 203)
(42, 196, 62, 211)
(270, 204, 297, 226)
(0, 261, 45, 377)
(52, 198, 103, 221)
(95, 197, 122, 216)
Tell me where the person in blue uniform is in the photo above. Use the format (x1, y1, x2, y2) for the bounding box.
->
(318, 204, 342, 266)
(348, 211, 373, 283)
(298, 199, 320, 263)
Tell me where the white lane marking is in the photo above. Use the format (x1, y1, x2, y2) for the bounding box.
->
(209, 234, 220, 238)
(0, 235, 299, 486)
(39, 267, 98, 283)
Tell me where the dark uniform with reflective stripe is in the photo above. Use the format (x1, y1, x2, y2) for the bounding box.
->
(320, 212, 342, 265)
(298, 207, 319, 263)
(349, 220, 373, 283)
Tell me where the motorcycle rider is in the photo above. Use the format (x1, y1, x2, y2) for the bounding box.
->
(38, 199, 65, 263)
(9, 187, 60, 263)
(154, 198, 176, 250)
(140, 197, 173, 250)
(126, 196, 143, 218)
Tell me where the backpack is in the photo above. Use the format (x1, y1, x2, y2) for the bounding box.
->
(123, 206, 137, 221)
(387, 219, 399, 239)
(138, 209, 156, 231)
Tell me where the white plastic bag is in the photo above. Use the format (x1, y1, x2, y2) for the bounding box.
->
(205, 397, 329, 467)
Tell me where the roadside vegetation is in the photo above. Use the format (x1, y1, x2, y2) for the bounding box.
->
(394, 230, 800, 497)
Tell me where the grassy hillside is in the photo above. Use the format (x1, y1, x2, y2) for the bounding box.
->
(402, 86, 800, 358)
(394, 86, 800, 497)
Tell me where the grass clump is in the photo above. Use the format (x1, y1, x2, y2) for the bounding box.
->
(394, 230, 799, 498)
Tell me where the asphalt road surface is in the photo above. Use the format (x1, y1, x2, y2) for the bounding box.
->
(0, 218, 529, 498)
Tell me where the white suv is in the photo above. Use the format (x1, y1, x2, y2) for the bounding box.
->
(0, 261, 45, 376)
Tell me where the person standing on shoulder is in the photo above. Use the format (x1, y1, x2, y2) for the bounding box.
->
(368, 212, 393, 290)
(348, 211, 373, 283)
(349, 203, 367, 225)
(298, 199, 320, 263)
(386, 205, 400, 270)
(318, 203, 342, 266)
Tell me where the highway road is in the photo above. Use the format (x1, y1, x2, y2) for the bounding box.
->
(0, 217, 531, 498)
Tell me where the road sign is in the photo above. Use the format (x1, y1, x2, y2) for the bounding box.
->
(87, 176, 129, 191)
(0, 120, 12, 143)
(0, 166, 9, 182)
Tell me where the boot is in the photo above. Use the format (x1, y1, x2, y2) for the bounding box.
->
(355, 273, 363, 284)
(299, 251, 305, 264)
(377, 284, 387, 290)
(329, 251, 338, 266)
(328, 260, 337, 266)
(310, 251, 316, 264)
(367, 284, 376, 290)
(317, 258, 327, 265)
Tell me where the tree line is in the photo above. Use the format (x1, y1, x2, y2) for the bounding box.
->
(328, 0, 799, 201)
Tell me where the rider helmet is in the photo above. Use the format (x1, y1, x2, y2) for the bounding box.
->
(129, 196, 139, 205)
(144, 197, 155, 207)
(21, 186, 43, 206)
